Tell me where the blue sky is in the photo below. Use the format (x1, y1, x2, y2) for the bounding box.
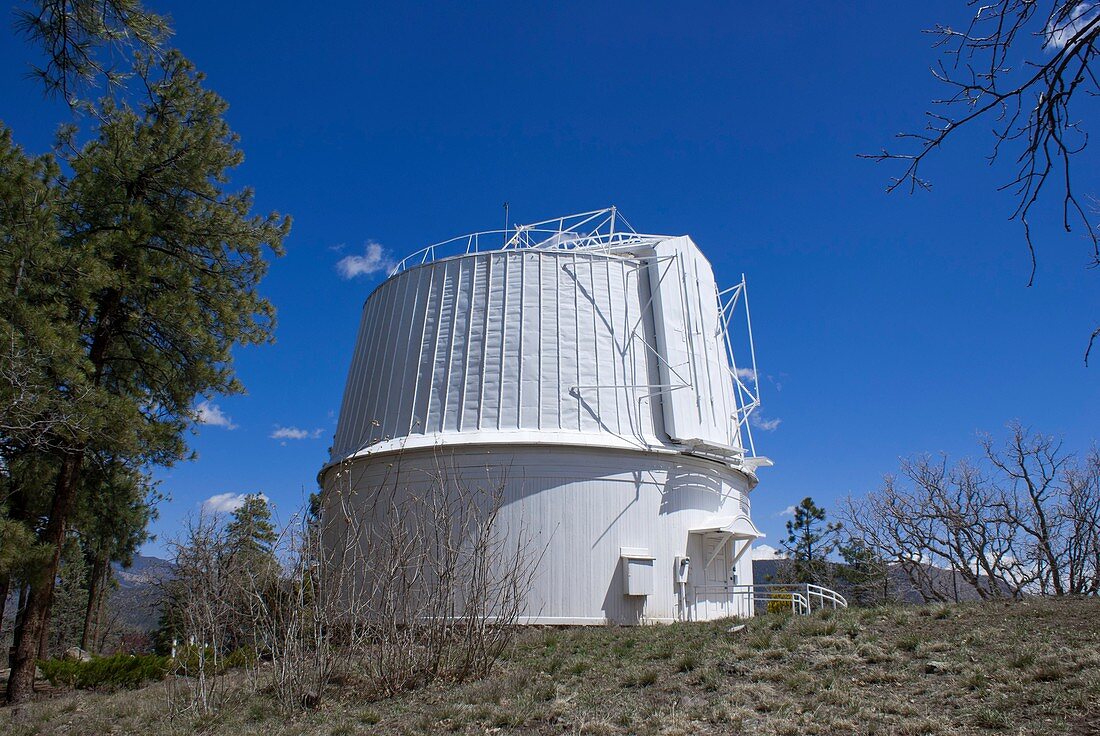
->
(3, 2, 1097, 556)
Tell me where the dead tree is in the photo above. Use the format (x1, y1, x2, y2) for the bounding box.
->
(848, 424, 1100, 601)
(984, 425, 1071, 594)
(1062, 448, 1100, 594)
(863, 1, 1100, 362)
(844, 476, 960, 603)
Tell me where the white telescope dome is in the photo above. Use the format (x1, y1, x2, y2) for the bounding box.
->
(321, 208, 768, 624)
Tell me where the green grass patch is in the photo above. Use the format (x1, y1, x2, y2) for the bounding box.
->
(896, 634, 922, 653)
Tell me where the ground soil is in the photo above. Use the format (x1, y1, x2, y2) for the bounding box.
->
(5, 598, 1100, 735)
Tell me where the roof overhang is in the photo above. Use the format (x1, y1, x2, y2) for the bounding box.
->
(689, 514, 764, 539)
(690, 514, 765, 569)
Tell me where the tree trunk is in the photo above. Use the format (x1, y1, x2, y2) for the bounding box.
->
(1, 486, 30, 649)
(81, 556, 107, 652)
(0, 573, 9, 636)
(6, 449, 84, 703)
(9, 584, 28, 669)
(95, 566, 112, 653)
(8, 294, 120, 701)
(37, 592, 52, 660)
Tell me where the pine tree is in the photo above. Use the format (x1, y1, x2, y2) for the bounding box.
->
(45, 535, 88, 657)
(15, 0, 167, 99)
(836, 537, 890, 606)
(3, 51, 289, 702)
(0, 453, 57, 644)
(225, 494, 277, 568)
(73, 459, 159, 651)
(781, 497, 842, 584)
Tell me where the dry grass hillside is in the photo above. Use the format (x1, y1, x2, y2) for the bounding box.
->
(6, 599, 1100, 735)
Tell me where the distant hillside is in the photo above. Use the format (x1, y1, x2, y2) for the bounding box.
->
(110, 555, 173, 632)
(753, 559, 992, 604)
(113, 554, 173, 591)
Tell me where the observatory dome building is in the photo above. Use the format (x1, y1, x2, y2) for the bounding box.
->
(319, 209, 770, 624)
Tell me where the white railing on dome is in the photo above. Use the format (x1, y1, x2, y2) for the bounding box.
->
(383, 206, 766, 463)
(388, 207, 669, 276)
(693, 583, 848, 617)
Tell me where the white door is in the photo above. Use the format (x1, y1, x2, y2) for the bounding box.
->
(704, 536, 729, 585)
(694, 535, 734, 620)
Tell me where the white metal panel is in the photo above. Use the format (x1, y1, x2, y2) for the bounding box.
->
(331, 250, 671, 462)
(690, 514, 764, 538)
(324, 445, 754, 624)
(703, 537, 729, 586)
(623, 557, 655, 596)
(647, 236, 740, 451)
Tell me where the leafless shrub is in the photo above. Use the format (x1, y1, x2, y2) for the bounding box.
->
(162, 514, 236, 716)
(321, 450, 539, 697)
(163, 451, 539, 715)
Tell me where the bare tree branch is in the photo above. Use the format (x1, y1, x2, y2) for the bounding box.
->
(862, 2, 1100, 362)
(847, 423, 1100, 600)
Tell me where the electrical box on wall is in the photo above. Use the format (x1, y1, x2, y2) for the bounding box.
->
(674, 555, 691, 584)
(621, 547, 655, 596)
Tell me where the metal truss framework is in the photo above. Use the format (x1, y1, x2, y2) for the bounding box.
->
(389, 207, 668, 275)
(717, 278, 762, 457)
(388, 207, 764, 458)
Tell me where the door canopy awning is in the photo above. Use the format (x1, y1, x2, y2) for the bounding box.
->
(690, 514, 764, 540)
(690, 514, 765, 569)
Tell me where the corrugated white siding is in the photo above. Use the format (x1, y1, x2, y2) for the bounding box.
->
(324, 233, 762, 624)
(331, 250, 666, 461)
(331, 237, 745, 465)
(324, 445, 754, 624)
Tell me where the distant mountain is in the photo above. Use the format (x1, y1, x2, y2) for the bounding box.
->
(110, 554, 174, 632)
(113, 554, 174, 590)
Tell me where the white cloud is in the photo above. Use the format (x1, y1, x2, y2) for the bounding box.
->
(751, 414, 782, 432)
(778, 505, 797, 517)
(735, 367, 757, 383)
(202, 492, 267, 514)
(336, 241, 395, 279)
(751, 544, 785, 561)
(196, 400, 237, 430)
(1047, 3, 1098, 49)
(270, 426, 323, 440)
